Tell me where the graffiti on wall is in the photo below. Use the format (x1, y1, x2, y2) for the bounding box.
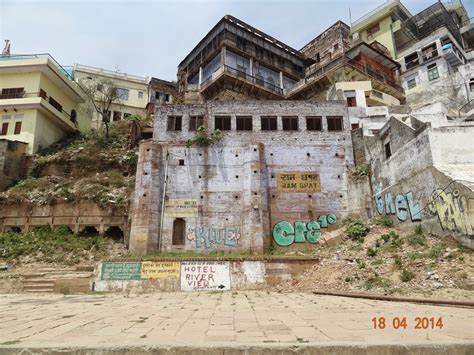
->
(181, 261, 230, 291)
(272, 214, 337, 247)
(187, 227, 241, 249)
(428, 189, 474, 236)
(375, 188, 422, 221)
(277, 172, 321, 192)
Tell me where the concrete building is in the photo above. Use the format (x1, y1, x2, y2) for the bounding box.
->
(350, 0, 412, 59)
(146, 77, 177, 118)
(73, 64, 149, 128)
(129, 100, 367, 255)
(0, 54, 88, 154)
(355, 104, 474, 247)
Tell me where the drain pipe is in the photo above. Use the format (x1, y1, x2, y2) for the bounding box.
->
(158, 151, 170, 252)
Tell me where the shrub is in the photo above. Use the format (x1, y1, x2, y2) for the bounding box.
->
(373, 216, 394, 228)
(366, 247, 378, 257)
(364, 276, 392, 291)
(428, 244, 445, 259)
(393, 255, 402, 268)
(390, 232, 403, 248)
(407, 232, 427, 246)
(381, 233, 391, 244)
(400, 269, 415, 282)
(355, 258, 366, 269)
(345, 219, 370, 242)
(186, 126, 223, 148)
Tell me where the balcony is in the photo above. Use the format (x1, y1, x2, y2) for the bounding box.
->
(0, 91, 77, 130)
(199, 65, 284, 98)
(442, 43, 464, 68)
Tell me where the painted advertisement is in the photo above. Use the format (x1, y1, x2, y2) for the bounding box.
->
(165, 199, 198, 217)
(101, 262, 142, 280)
(277, 172, 321, 192)
(180, 261, 231, 291)
(141, 261, 180, 279)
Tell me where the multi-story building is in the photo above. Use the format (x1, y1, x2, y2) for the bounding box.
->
(176, 15, 310, 102)
(129, 100, 368, 255)
(0, 54, 88, 154)
(350, 0, 412, 59)
(146, 77, 177, 117)
(73, 64, 149, 128)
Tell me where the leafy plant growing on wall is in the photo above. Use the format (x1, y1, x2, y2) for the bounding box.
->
(351, 164, 370, 181)
(186, 126, 223, 148)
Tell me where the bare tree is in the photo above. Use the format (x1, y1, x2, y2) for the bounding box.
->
(77, 76, 123, 139)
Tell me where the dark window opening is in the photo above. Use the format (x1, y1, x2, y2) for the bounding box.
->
(385, 141, 392, 159)
(214, 116, 231, 130)
(48, 96, 63, 112)
(167, 115, 182, 131)
(179, 159, 185, 166)
(261, 116, 277, 131)
(282, 116, 298, 131)
(427, 63, 439, 81)
(189, 115, 204, 131)
(327, 116, 343, 131)
(236, 116, 252, 131)
(70, 109, 77, 123)
(306, 116, 322, 131)
(14, 122, 21, 135)
(351, 123, 360, 130)
(407, 78, 416, 89)
(1, 122, 8, 135)
(172, 218, 185, 246)
(80, 226, 99, 236)
(39, 89, 47, 99)
(346, 96, 357, 107)
(0, 87, 24, 99)
(104, 226, 124, 242)
(113, 111, 122, 121)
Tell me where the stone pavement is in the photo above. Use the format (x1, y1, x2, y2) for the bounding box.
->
(0, 291, 473, 354)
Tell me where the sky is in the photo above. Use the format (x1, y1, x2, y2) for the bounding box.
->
(1, 0, 473, 81)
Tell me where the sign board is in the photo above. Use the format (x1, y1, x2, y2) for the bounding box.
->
(277, 172, 321, 192)
(101, 262, 141, 280)
(180, 261, 231, 291)
(165, 199, 198, 217)
(141, 261, 180, 279)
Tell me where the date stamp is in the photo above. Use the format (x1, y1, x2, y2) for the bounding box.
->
(372, 317, 443, 329)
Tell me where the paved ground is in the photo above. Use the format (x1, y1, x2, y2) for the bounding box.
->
(0, 291, 473, 354)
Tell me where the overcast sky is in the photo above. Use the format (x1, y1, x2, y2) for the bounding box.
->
(1, 0, 473, 81)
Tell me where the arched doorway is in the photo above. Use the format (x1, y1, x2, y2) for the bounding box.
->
(172, 218, 185, 246)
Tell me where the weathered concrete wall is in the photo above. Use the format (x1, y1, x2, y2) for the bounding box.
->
(129, 100, 367, 255)
(0, 201, 128, 238)
(0, 140, 28, 191)
(94, 258, 318, 292)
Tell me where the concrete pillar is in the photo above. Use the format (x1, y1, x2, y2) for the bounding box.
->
(416, 50, 423, 65)
(279, 71, 284, 89)
(250, 58, 253, 76)
(129, 141, 163, 255)
(198, 67, 203, 88)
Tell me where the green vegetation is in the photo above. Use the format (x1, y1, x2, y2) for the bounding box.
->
(366, 247, 377, 257)
(373, 216, 394, 228)
(364, 276, 392, 292)
(345, 219, 370, 242)
(0, 227, 110, 264)
(400, 269, 415, 282)
(428, 243, 445, 259)
(351, 164, 370, 181)
(406, 225, 427, 246)
(355, 258, 366, 269)
(186, 126, 224, 148)
(393, 255, 403, 268)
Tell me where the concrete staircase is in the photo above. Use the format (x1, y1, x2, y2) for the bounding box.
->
(21, 266, 94, 293)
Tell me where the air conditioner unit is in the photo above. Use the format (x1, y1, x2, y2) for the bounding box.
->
(352, 32, 360, 42)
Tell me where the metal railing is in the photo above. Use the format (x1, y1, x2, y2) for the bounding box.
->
(201, 65, 284, 96)
(0, 91, 74, 121)
(0, 53, 75, 81)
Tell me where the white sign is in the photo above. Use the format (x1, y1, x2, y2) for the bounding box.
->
(180, 261, 231, 291)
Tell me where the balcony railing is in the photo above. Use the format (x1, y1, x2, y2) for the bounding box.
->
(0, 91, 75, 123)
(346, 60, 404, 93)
(201, 65, 284, 96)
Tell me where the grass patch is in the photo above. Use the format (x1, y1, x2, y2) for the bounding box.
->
(345, 219, 370, 242)
(364, 276, 392, 291)
(406, 225, 427, 246)
(0, 226, 109, 263)
(393, 255, 403, 268)
(373, 216, 394, 228)
(428, 243, 445, 259)
(400, 269, 415, 282)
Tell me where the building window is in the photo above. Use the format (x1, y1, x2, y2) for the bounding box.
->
(167, 115, 182, 131)
(407, 78, 416, 89)
(113, 111, 122, 121)
(70, 109, 77, 123)
(1, 122, 8, 135)
(470, 78, 474, 92)
(427, 63, 439, 81)
(172, 218, 185, 246)
(39, 89, 47, 99)
(282, 116, 298, 131)
(261, 116, 277, 131)
(366, 23, 380, 37)
(214, 116, 231, 131)
(327, 116, 343, 131)
(346, 97, 357, 107)
(0, 87, 24, 99)
(116, 88, 129, 100)
(165, 94, 171, 102)
(236, 116, 252, 131)
(14, 122, 21, 135)
(351, 123, 360, 130)
(385, 141, 392, 159)
(189, 115, 204, 131)
(123, 113, 131, 119)
(306, 116, 322, 131)
(48, 97, 62, 113)
(138, 91, 144, 99)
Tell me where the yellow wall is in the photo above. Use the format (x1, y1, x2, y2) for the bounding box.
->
(0, 109, 37, 153)
(33, 110, 68, 153)
(359, 16, 397, 59)
(0, 72, 41, 94)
